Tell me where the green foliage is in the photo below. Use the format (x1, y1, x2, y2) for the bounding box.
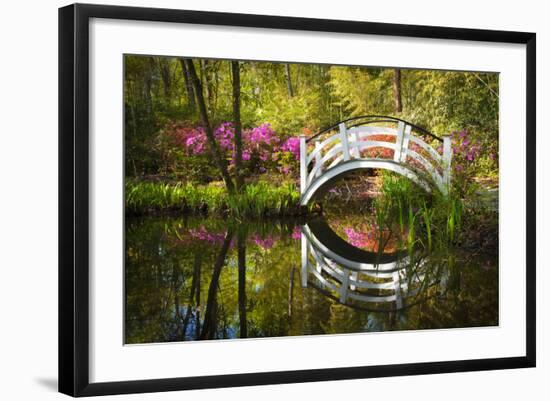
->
(125, 180, 226, 213)
(124, 54, 499, 236)
(375, 172, 465, 251)
(329, 66, 394, 116)
(372, 171, 497, 254)
(225, 181, 301, 218)
(125, 180, 301, 217)
(125, 54, 499, 183)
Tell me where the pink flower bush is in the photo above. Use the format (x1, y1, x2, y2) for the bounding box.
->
(188, 227, 227, 244)
(251, 234, 275, 249)
(291, 226, 302, 240)
(161, 121, 300, 176)
(280, 137, 301, 160)
(344, 227, 370, 248)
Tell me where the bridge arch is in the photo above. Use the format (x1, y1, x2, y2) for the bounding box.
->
(299, 116, 452, 206)
(299, 218, 442, 310)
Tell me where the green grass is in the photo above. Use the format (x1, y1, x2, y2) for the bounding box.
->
(377, 171, 465, 251)
(125, 180, 302, 217)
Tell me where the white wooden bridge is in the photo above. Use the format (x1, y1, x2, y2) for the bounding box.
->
(299, 116, 452, 205)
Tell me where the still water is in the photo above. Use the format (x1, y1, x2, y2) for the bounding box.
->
(125, 212, 498, 344)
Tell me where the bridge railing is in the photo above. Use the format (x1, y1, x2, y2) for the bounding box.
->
(299, 118, 452, 201)
(300, 230, 442, 309)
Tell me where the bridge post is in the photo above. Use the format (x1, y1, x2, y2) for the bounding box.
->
(394, 121, 406, 162)
(442, 134, 453, 193)
(340, 268, 350, 303)
(300, 135, 307, 195)
(350, 270, 358, 290)
(339, 123, 351, 161)
(400, 125, 412, 163)
(351, 131, 360, 158)
(393, 270, 403, 310)
(314, 140, 323, 177)
(301, 231, 308, 288)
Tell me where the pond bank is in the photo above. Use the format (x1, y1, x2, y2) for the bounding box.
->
(125, 179, 307, 218)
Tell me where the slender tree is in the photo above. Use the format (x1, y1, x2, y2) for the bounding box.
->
(200, 60, 212, 112)
(179, 59, 196, 112)
(184, 59, 235, 194)
(393, 68, 403, 113)
(284, 63, 294, 98)
(158, 58, 172, 99)
(232, 61, 244, 190)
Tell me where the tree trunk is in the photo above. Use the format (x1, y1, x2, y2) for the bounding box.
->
(199, 230, 233, 340)
(200, 60, 212, 112)
(284, 64, 294, 98)
(237, 232, 247, 338)
(179, 59, 196, 111)
(393, 68, 403, 113)
(143, 58, 154, 115)
(231, 61, 244, 191)
(181, 253, 201, 339)
(184, 59, 235, 194)
(159, 58, 172, 99)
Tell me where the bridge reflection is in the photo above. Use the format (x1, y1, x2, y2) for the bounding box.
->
(300, 218, 449, 312)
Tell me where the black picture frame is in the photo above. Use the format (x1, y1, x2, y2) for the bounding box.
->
(59, 3, 536, 397)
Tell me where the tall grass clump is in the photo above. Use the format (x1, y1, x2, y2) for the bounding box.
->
(125, 180, 302, 217)
(226, 181, 301, 218)
(377, 171, 463, 252)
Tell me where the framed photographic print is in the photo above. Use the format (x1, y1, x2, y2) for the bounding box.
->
(58, 3, 536, 397)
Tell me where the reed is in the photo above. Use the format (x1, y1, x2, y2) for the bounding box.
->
(378, 171, 465, 252)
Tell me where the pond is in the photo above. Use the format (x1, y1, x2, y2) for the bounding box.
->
(125, 210, 498, 344)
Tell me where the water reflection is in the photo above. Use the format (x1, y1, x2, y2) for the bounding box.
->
(301, 218, 444, 311)
(125, 215, 497, 344)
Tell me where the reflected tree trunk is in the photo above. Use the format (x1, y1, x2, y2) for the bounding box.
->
(172, 263, 183, 338)
(237, 232, 247, 338)
(288, 266, 295, 321)
(195, 257, 201, 339)
(199, 230, 234, 340)
(181, 252, 202, 339)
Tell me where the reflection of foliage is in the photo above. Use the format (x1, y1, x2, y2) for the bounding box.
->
(125, 215, 498, 344)
(323, 171, 496, 254)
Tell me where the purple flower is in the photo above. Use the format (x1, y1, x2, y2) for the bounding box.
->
(344, 227, 368, 248)
(251, 234, 275, 249)
(281, 137, 301, 160)
(291, 226, 301, 240)
(189, 227, 226, 243)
